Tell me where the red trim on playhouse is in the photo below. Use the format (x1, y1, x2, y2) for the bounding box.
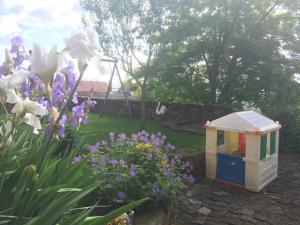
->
(215, 179, 245, 189)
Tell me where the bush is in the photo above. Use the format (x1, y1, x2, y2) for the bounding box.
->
(77, 131, 195, 208)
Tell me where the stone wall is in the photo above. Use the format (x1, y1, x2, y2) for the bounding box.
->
(84, 98, 233, 132)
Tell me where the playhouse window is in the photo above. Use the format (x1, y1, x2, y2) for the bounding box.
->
(217, 130, 225, 146)
(260, 134, 267, 160)
(270, 131, 276, 154)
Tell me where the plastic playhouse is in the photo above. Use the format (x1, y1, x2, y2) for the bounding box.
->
(204, 110, 281, 192)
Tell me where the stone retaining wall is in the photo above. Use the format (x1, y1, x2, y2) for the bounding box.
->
(84, 98, 233, 128)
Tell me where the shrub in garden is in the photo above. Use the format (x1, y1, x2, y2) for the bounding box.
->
(0, 34, 146, 225)
(79, 131, 195, 208)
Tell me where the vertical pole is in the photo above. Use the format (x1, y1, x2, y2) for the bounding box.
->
(100, 62, 116, 117)
(116, 63, 133, 119)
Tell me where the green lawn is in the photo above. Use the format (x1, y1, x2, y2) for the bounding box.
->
(80, 114, 205, 153)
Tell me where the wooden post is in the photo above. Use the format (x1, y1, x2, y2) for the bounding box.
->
(116, 64, 133, 119)
(100, 63, 116, 117)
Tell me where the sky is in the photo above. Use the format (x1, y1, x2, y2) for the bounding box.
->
(0, 0, 124, 88)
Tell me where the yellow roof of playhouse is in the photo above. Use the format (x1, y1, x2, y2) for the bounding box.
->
(206, 110, 281, 132)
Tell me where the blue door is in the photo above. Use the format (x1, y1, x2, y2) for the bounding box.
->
(216, 152, 245, 185)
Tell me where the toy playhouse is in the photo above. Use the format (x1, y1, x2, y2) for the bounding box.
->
(205, 110, 281, 192)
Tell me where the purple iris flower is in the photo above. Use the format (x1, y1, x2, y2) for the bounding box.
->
(119, 159, 126, 167)
(152, 183, 162, 194)
(116, 191, 125, 199)
(146, 152, 152, 160)
(21, 82, 32, 97)
(109, 132, 114, 140)
(188, 175, 196, 184)
(132, 133, 138, 139)
(110, 159, 118, 166)
(100, 155, 110, 164)
(118, 132, 126, 140)
(130, 164, 137, 177)
(115, 171, 122, 180)
(154, 138, 161, 147)
(73, 155, 82, 163)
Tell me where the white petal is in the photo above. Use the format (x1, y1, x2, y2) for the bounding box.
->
(7, 71, 32, 88)
(6, 89, 21, 104)
(11, 99, 24, 114)
(23, 113, 41, 134)
(30, 44, 58, 85)
(4, 120, 12, 136)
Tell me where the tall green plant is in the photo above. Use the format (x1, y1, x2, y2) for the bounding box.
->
(0, 31, 148, 225)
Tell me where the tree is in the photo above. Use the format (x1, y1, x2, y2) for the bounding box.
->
(146, 0, 300, 108)
(80, 0, 167, 128)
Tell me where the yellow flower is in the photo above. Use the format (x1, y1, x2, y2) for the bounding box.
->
(50, 107, 59, 122)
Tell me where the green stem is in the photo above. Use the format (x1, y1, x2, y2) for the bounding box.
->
(38, 62, 88, 171)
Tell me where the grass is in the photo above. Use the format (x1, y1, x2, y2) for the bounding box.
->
(80, 114, 205, 153)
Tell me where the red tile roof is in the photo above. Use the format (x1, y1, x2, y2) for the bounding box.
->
(77, 80, 109, 92)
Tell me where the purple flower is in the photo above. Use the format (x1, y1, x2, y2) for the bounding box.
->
(115, 171, 122, 180)
(118, 132, 126, 140)
(90, 157, 98, 163)
(73, 155, 82, 163)
(101, 140, 108, 146)
(119, 159, 127, 167)
(115, 139, 121, 146)
(152, 183, 162, 194)
(154, 138, 161, 147)
(109, 132, 114, 140)
(166, 143, 175, 151)
(188, 174, 196, 184)
(132, 133, 138, 139)
(21, 82, 31, 97)
(88, 145, 98, 152)
(100, 155, 110, 164)
(116, 191, 125, 199)
(110, 159, 118, 166)
(57, 126, 65, 138)
(130, 164, 137, 177)
(146, 152, 152, 160)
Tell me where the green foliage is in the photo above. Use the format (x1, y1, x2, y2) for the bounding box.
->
(145, 0, 300, 107)
(78, 131, 195, 208)
(0, 128, 147, 224)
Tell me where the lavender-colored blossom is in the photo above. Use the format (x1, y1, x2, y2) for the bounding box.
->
(0, 64, 8, 76)
(100, 155, 110, 164)
(115, 171, 122, 180)
(110, 159, 118, 166)
(119, 159, 126, 167)
(88, 145, 98, 152)
(116, 191, 125, 199)
(73, 155, 82, 163)
(146, 152, 152, 160)
(115, 139, 121, 146)
(109, 132, 114, 140)
(154, 138, 161, 147)
(188, 174, 196, 184)
(21, 82, 31, 97)
(90, 157, 98, 163)
(132, 133, 138, 140)
(152, 183, 162, 194)
(118, 132, 126, 140)
(101, 140, 108, 146)
(130, 164, 137, 177)
(57, 126, 65, 138)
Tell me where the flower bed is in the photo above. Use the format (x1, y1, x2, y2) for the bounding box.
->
(77, 131, 195, 208)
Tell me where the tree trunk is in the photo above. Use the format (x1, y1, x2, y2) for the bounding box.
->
(139, 85, 146, 129)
